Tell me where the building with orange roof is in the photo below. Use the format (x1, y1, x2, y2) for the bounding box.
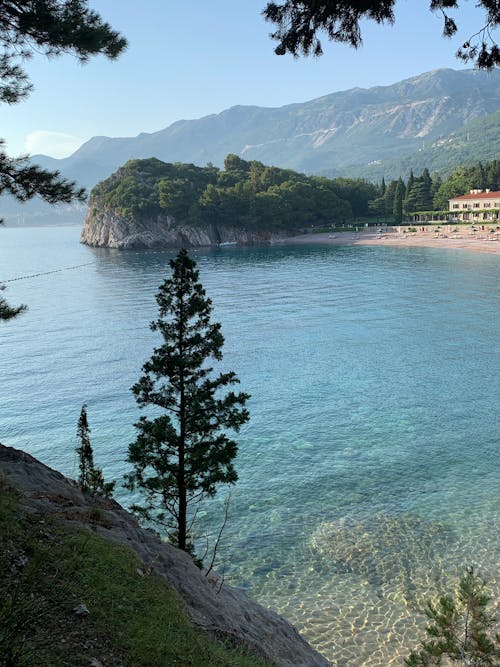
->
(449, 189, 500, 222)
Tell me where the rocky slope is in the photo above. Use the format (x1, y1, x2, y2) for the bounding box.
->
(0, 443, 331, 667)
(81, 208, 285, 249)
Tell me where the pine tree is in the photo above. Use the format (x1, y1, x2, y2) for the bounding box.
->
(0, 285, 26, 321)
(405, 568, 499, 666)
(263, 1, 500, 69)
(0, 1, 126, 210)
(76, 404, 114, 496)
(125, 249, 250, 555)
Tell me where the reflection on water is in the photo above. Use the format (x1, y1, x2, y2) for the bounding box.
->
(1, 226, 499, 665)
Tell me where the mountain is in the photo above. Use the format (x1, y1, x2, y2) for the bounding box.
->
(333, 109, 500, 181)
(2, 68, 500, 224)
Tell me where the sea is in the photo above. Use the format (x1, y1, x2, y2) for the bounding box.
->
(1, 225, 499, 666)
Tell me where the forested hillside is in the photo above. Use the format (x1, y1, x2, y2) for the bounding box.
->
(91, 155, 378, 231)
(91, 156, 500, 231)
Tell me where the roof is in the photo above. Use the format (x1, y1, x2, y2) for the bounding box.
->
(450, 191, 500, 201)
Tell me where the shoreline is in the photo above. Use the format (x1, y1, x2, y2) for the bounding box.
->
(280, 229, 500, 255)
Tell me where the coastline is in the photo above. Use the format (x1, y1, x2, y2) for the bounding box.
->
(280, 228, 500, 255)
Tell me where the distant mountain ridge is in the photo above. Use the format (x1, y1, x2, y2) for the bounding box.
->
(3, 68, 500, 223)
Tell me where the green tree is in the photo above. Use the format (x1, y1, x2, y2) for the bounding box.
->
(76, 404, 114, 496)
(328, 177, 378, 218)
(393, 178, 405, 223)
(405, 568, 500, 666)
(0, 285, 26, 321)
(384, 179, 398, 216)
(368, 196, 386, 219)
(0, 1, 126, 317)
(0, 1, 126, 208)
(125, 250, 250, 555)
(380, 176, 386, 197)
(224, 154, 250, 173)
(433, 165, 474, 210)
(263, 1, 500, 69)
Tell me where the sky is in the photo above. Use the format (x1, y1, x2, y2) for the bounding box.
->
(2, 0, 497, 158)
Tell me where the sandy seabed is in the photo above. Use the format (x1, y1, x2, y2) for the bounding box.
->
(281, 229, 500, 255)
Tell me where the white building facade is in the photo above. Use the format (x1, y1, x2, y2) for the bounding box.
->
(449, 189, 500, 221)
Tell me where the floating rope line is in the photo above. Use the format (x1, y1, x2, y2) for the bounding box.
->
(1, 262, 95, 283)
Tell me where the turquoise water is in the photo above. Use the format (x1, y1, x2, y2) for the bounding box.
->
(1, 226, 499, 665)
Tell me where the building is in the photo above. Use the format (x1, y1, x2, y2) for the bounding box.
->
(449, 189, 500, 222)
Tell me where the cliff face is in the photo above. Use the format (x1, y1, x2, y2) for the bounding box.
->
(0, 444, 331, 667)
(81, 205, 284, 249)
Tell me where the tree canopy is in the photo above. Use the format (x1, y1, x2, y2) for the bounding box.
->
(0, 1, 126, 320)
(0, 1, 126, 209)
(263, 1, 500, 69)
(90, 155, 379, 231)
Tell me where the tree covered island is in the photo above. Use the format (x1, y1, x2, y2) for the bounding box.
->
(81, 154, 378, 248)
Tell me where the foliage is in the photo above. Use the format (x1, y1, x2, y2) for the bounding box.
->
(76, 404, 114, 497)
(393, 178, 405, 224)
(405, 568, 500, 666)
(0, 1, 126, 210)
(433, 161, 500, 210)
(91, 156, 500, 229)
(0, 285, 26, 321)
(0, 484, 269, 666)
(125, 250, 250, 555)
(90, 155, 372, 231)
(373, 160, 500, 222)
(0, 1, 126, 315)
(262, 1, 500, 69)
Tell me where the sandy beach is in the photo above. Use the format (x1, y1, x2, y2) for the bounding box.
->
(282, 227, 500, 255)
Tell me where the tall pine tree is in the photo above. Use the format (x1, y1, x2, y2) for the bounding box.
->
(125, 250, 250, 555)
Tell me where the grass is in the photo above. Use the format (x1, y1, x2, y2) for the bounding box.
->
(0, 480, 271, 667)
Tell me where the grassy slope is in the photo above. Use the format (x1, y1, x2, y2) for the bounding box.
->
(0, 479, 271, 667)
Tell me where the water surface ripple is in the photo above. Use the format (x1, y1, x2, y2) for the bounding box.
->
(1, 227, 499, 665)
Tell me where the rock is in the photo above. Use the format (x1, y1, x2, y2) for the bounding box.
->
(80, 206, 286, 249)
(0, 443, 331, 667)
(73, 603, 90, 616)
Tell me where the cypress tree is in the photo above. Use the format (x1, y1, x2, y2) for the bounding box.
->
(380, 176, 386, 196)
(393, 179, 405, 223)
(76, 404, 114, 496)
(125, 249, 250, 556)
(77, 404, 94, 493)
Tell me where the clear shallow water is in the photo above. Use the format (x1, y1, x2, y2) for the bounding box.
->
(1, 226, 499, 666)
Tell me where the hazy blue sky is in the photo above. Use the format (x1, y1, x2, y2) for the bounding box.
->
(2, 0, 496, 158)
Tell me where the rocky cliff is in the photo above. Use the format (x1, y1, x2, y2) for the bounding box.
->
(0, 443, 331, 667)
(81, 207, 284, 249)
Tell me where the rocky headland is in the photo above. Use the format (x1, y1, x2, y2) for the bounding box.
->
(80, 207, 284, 249)
(79, 156, 354, 250)
(0, 443, 331, 666)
